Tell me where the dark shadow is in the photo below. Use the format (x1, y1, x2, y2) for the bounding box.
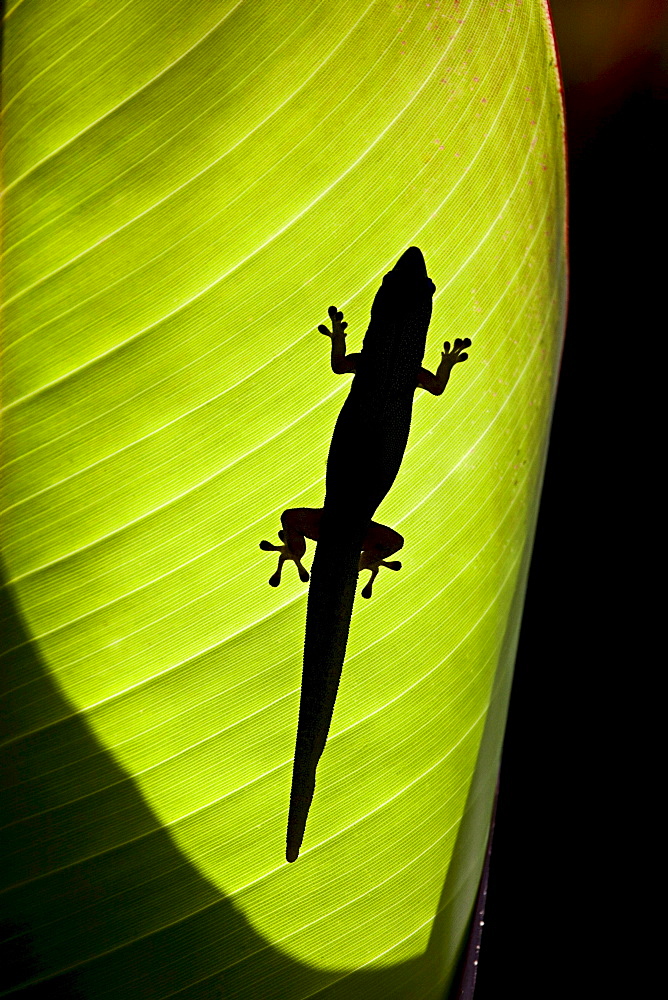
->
(0, 549, 500, 999)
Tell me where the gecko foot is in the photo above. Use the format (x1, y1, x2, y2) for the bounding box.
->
(360, 559, 402, 598)
(260, 531, 310, 587)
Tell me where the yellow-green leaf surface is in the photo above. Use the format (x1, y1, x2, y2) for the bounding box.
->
(1, 1, 566, 997)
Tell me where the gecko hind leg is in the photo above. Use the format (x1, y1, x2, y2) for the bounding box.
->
(259, 542, 307, 587)
(280, 508, 324, 583)
(360, 560, 402, 599)
(359, 523, 404, 599)
(258, 537, 297, 587)
(260, 509, 322, 587)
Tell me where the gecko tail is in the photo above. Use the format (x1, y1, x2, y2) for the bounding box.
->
(286, 775, 316, 862)
(285, 530, 360, 864)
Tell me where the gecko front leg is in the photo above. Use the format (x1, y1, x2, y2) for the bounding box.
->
(418, 337, 472, 395)
(318, 306, 361, 374)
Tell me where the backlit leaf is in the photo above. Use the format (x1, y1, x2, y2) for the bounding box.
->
(1, 2, 566, 997)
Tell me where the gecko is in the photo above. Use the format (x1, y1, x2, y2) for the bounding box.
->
(259, 247, 471, 862)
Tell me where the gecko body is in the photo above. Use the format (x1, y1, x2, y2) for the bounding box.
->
(287, 247, 433, 861)
(259, 248, 470, 862)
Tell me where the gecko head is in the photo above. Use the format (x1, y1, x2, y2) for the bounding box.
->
(373, 247, 436, 316)
(393, 246, 427, 279)
(363, 247, 435, 365)
(393, 247, 436, 294)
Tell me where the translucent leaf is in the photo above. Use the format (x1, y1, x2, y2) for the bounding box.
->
(1, 2, 566, 997)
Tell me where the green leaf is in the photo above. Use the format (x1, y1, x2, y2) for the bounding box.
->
(1, 1, 566, 997)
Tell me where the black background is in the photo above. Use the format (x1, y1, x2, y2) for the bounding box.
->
(473, 3, 665, 996)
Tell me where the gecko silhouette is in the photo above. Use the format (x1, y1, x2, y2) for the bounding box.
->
(259, 247, 471, 862)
